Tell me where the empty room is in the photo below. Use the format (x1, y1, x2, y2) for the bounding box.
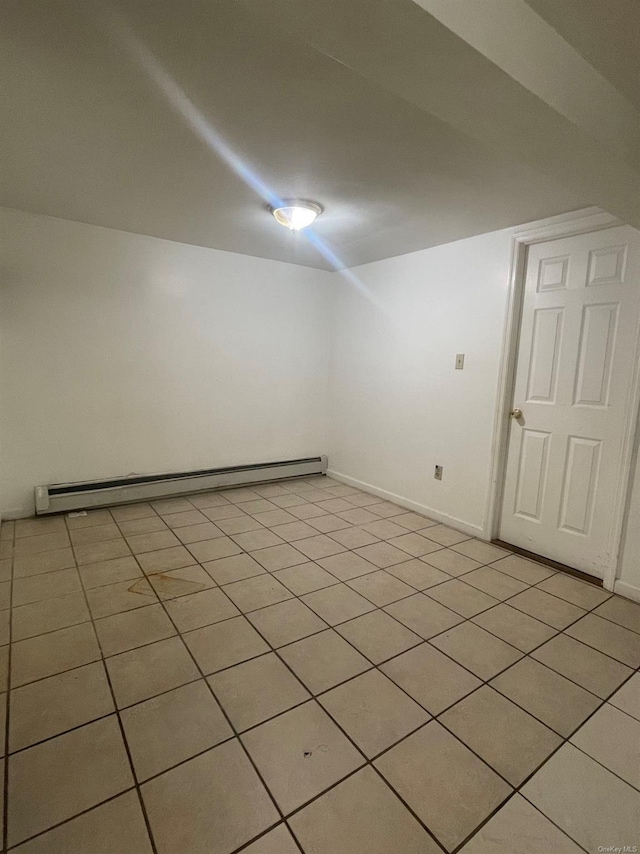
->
(1, 1, 640, 852)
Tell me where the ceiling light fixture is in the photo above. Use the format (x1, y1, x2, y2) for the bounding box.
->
(270, 200, 323, 231)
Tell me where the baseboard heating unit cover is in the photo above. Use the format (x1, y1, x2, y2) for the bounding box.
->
(35, 455, 328, 515)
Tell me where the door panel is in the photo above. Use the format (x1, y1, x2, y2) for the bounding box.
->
(499, 226, 640, 577)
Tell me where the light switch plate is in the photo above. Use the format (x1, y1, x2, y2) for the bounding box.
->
(455, 354, 465, 370)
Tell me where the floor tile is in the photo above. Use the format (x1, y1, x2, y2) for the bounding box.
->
(117, 517, 173, 538)
(279, 629, 371, 693)
(95, 603, 176, 656)
(231, 529, 285, 552)
(161, 509, 209, 528)
(13, 568, 81, 606)
(151, 497, 195, 515)
(209, 652, 310, 731)
(8, 716, 133, 847)
(339, 493, 384, 508)
(393, 512, 437, 531)
(147, 564, 215, 600)
(426, 579, 499, 618)
(9, 661, 114, 752)
(430, 622, 523, 680)
(110, 503, 156, 521)
(126, 530, 180, 554)
(461, 567, 528, 600)
(69, 523, 121, 546)
(420, 548, 481, 577)
(531, 633, 632, 698)
(252, 509, 298, 527)
(0, 580, 10, 610)
(242, 700, 365, 814)
(337, 609, 421, 664)
(220, 488, 261, 504)
(508, 587, 586, 629)
(368, 501, 405, 518)
(361, 519, 407, 540)
(522, 744, 640, 853)
(320, 669, 429, 758)
(348, 569, 415, 606)
(302, 584, 375, 625)
(375, 721, 511, 852)
(290, 765, 441, 854)
(274, 562, 339, 595)
(183, 615, 269, 674)
(451, 540, 510, 563)
(471, 603, 557, 652)
(187, 536, 242, 563)
(419, 525, 468, 547)
(571, 703, 640, 789)
(142, 738, 279, 854)
(244, 824, 310, 854)
(565, 613, 640, 667)
(610, 672, 640, 721)
(174, 522, 224, 544)
(457, 794, 583, 854)
(10, 791, 153, 854)
(86, 577, 157, 618)
(14, 531, 70, 555)
(335, 508, 380, 526)
(164, 587, 239, 632)
(386, 559, 451, 589)
(106, 636, 200, 708)
(15, 517, 66, 538)
(136, 545, 196, 574)
(78, 556, 142, 589)
(287, 504, 329, 520)
(536, 573, 611, 610)
(491, 657, 600, 736)
(74, 539, 131, 565)
(319, 510, 367, 530)
(385, 593, 463, 639)
(381, 642, 481, 714)
(203, 552, 265, 585)
(223, 574, 293, 612)
(294, 535, 347, 560)
(13, 548, 75, 579)
(12, 622, 100, 687)
(487, 554, 555, 584)
(354, 542, 412, 569)
(252, 543, 308, 571)
(387, 532, 443, 557)
(216, 514, 265, 535)
(317, 551, 378, 581)
(238, 499, 280, 515)
(189, 492, 232, 510)
(328, 527, 380, 549)
(121, 680, 232, 781)
(270, 493, 310, 509)
(11, 592, 90, 641)
(593, 595, 640, 635)
(270, 521, 317, 541)
(315, 497, 355, 514)
(201, 504, 246, 521)
(247, 598, 327, 647)
(441, 685, 561, 785)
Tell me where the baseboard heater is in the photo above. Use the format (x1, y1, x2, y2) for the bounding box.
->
(34, 455, 328, 515)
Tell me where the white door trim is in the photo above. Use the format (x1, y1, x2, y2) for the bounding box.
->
(484, 207, 640, 591)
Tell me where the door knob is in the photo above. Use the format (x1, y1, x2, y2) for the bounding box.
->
(510, 408, 523, 419)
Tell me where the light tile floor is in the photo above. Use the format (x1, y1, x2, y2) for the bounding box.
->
(1, 476, 639, 852)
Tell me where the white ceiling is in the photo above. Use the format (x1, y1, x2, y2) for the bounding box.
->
(1, 0, 638, 269)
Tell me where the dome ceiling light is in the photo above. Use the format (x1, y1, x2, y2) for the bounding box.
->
(270, 200, 323, 231)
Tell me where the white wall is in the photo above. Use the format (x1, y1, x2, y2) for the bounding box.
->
(0, 208, 332, 517)
(618, 439, 640, 600)
(328, 229, 514, 534)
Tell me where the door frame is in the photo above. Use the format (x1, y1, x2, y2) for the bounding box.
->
(484, 206, 640, 591)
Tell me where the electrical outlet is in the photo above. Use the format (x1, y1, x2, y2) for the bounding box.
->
(455, 354, 465, 370)
(434, 465, 443, 481)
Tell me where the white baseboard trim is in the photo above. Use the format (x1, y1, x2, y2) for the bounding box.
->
(327, 469, 484, 539)
(613, 579, 640, 603)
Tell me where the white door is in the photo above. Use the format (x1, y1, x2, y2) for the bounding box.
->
(499, 225, 640, 578)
